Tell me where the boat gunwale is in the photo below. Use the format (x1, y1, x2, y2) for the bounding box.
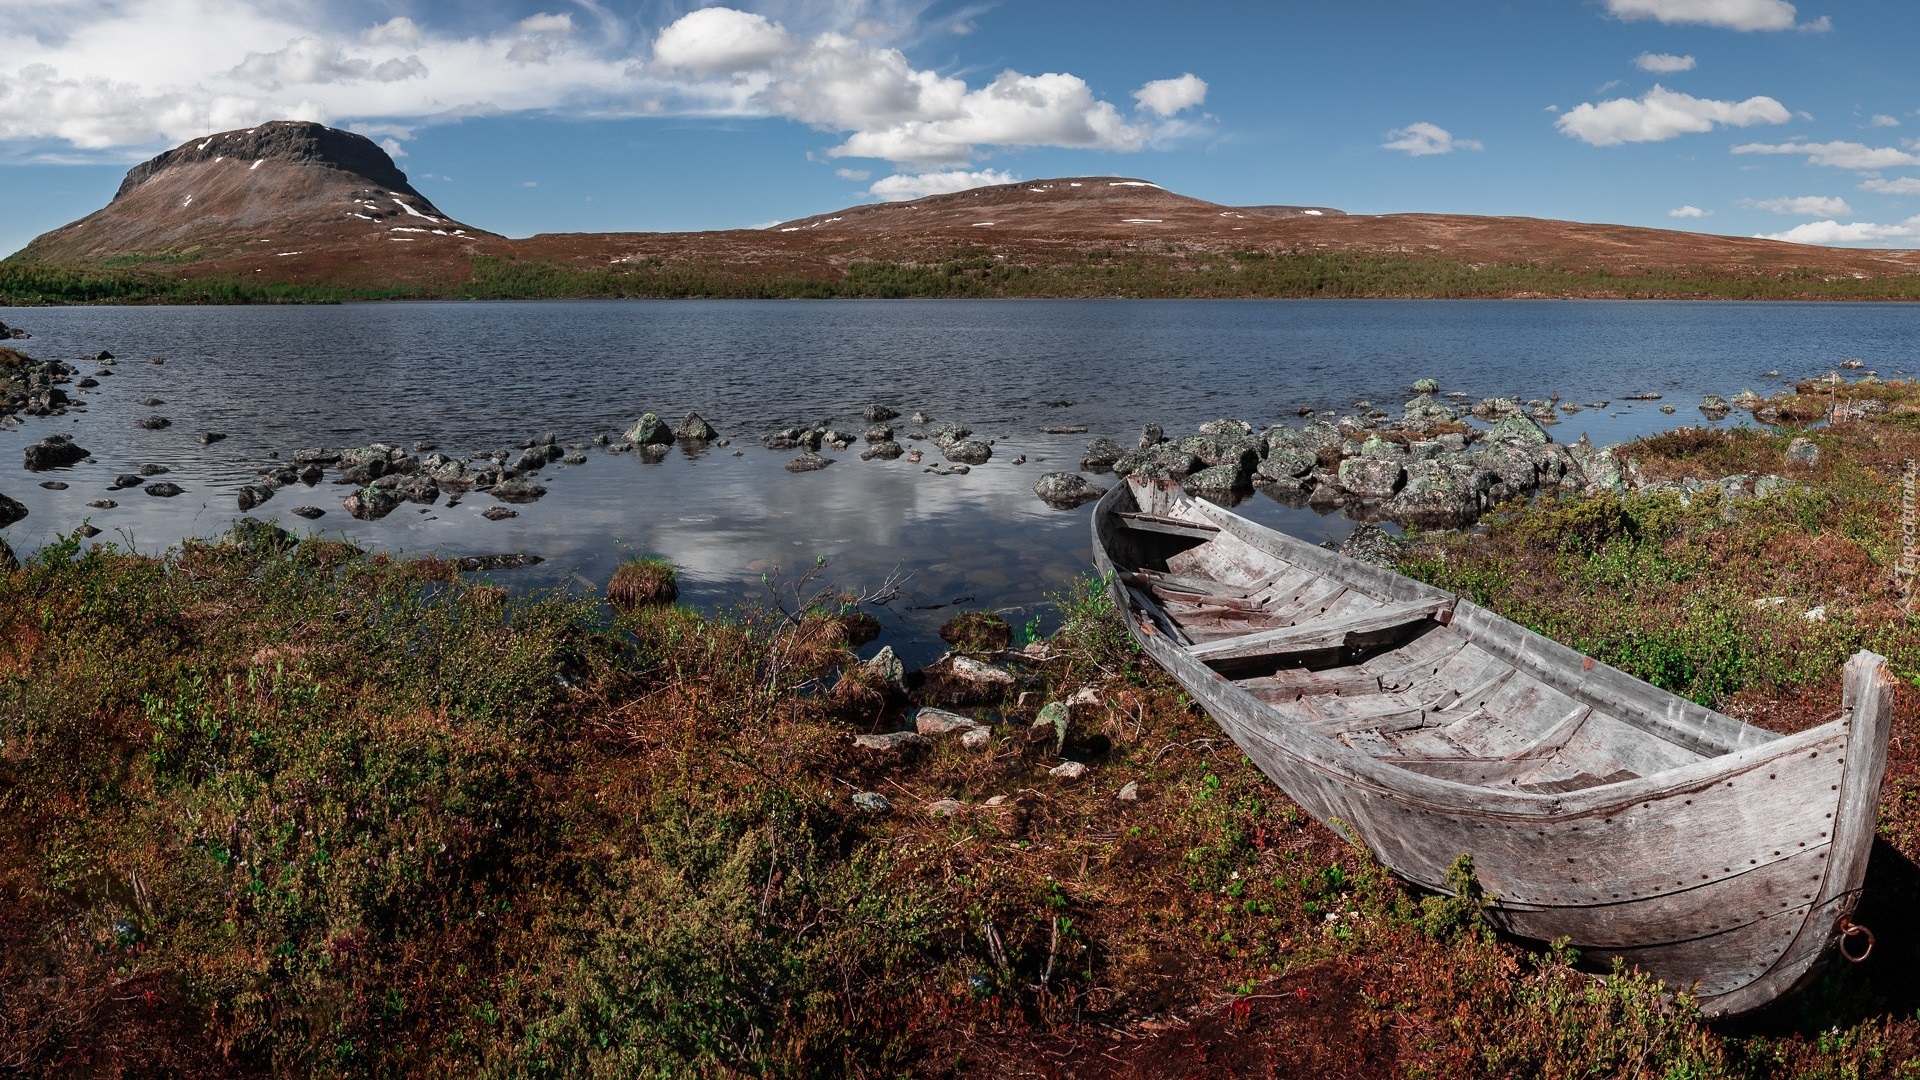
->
(1092, 482, 1850, 820)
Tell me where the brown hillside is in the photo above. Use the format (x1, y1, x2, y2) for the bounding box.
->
(13, 122, 1920, 293)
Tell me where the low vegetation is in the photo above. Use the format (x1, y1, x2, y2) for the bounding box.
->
(10, 249, 1920, 304)
(5, 385, 1920, 1076)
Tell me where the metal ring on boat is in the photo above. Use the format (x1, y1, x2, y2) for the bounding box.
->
(1839, 917, 1875, 963)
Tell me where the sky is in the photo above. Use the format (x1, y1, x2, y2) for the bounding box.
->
(7, 0, 1920, 257)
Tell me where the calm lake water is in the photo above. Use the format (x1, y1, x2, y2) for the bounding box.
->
(1, 299, 1910, 663)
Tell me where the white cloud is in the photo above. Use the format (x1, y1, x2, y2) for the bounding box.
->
(1556, 85, 1789, 146)
(1870, 114, 1901, 128)
(1732, 139, 1920, 169)
(1133, 74, 1207, 118)
(0, 3, 1206, 170)
(834, 167, 870, 180)
(1603, 0, 1826, 32)
(869, 168, 1015, 200)
(1669, 204, 1713, 217)
(1860, 176, 1920, 195)
(1757, 217, 1920, 245)
(1634, 52, 1697, 73)
(1739, 195, 1852, 215)
(1381, 121, 1482, 157)
(651, 7, 792, 76)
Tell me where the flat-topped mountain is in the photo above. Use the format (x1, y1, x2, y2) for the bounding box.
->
(15, 121, 494, 284)
(13, 121, 1920, 298)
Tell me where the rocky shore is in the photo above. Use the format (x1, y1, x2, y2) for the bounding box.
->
(0, 318, 1873, 553)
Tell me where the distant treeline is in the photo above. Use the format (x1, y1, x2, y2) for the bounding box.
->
(8, 251, 1920, 304)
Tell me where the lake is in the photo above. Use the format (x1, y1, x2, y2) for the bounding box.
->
(0, 299, 1908, 663)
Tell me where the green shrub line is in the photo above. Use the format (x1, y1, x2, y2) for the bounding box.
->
(9, 249, 1920, 304)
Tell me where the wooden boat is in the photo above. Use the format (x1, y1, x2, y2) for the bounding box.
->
(1092, 476, 1892, 1016)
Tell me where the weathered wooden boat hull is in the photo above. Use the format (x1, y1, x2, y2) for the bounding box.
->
(1092, 478, 1891, 1016)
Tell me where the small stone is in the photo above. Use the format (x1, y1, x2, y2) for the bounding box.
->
(1411, 378, 1438, 394)
(1116, 781, 1140, 802)
(786, 453, 834, 472)
(960, 727, 992, 750)
(854, 731, 931, 751)
(1033, 471, 1107, 508)
(852, 792, 892, 813)
(482, 506, 518, 521)
(1785, 438, 1819, 466)
(1034, 701, 1069, 752)
(1804, 605, 1827, 622)
(87, 499, 117, 509)
(0, 493, 26, 528)
(291, 506, 325, 519)
(863, 645, 907, 693)
(983, 794, 1009, 807)
(863, 403, 900, 422)
(39, 481, 68, 490)
(1049, 761, 1088, 781)
(137, 415, 171, 430)
(144, 482, 185, 498)
(915, 707, 983, 736)
(196, 432, 227, 445)
(926, 799, 966, 817)
(77, 524, 101, 538)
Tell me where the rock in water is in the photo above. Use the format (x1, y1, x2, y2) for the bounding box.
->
(236, 484, 274, 511)
(144, 482, 185, 498)
(863, 404, 900, 422)
(944, 439, 993, 465)
(624, 412, 672, 446)
(0, 492, 26, 528)
(490, 477, 546, 503)
(1699, 394, 1731, 419)
(1139, 423, 1165, 449)
(482, 506, 518, 521)
(786, 453, 833, 472)
(23, 435, 87, 471)
(291, 506, 325, 519)
(136, 415, 171, 430)
(1485, 414, 1550, 448)
(1080, 437, 1128, 471)
(675, 412, 718, 441)
(343, 488, 401, 519)
(1032, 472, 1107, 508)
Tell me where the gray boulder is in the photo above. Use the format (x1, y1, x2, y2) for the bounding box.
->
(1256, 445, 1316, 481)
(863, 423, 895, 443)
(1081, 437, 1128, 471)
(1139, 423, 1165, 449)
(675, 412, 719, 441)
(1411, 377, 1439, 394)
(1197, 418, 1254, 438)
(1337, 457, 1405, 499)
(23, 435, 87, 471)
(1033, 472, 1107, 507)
(343, 488, 401, 520)
(1385, 460, 1491, 523)
(491, 476, 547, 503)
(144, 482, 185, 498)
(1699, 394, 1731, 419)
(0, 492, 25, 528)
(1181, 462, 1251, 494)
(1785, 437, 1819, 466)
(624, 413, 672, 446)
(236, 484, 274, 511)
(786, 453, 834, 472)
(863, 404, 900, 422)
(1116, 445, 1202, 482)
(860, 440, 904, 460)
(944, 439, 992, 465)
(1485, 413, 1550, 449)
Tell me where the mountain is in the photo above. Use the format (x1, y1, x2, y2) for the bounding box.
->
(14, 121, 495, 288)
(13, 121, 1920, 298)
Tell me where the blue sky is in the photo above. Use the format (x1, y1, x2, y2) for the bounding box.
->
(7, 0, 1920, 257)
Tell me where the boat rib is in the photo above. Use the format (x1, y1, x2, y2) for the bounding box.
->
(1092, 476, 1892, 1016)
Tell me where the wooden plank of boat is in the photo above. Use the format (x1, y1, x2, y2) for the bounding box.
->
(1092, 475, 1894, 1017)
(1116, 510, 1219, 539)
(1187, 596, 1455, 662)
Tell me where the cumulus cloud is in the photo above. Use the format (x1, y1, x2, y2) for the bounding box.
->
(651, 7, 792, 76)
(0, 2, 1205, 168)
(1670, 204, 1713, 217)
(1732, 139, 1920, 169)
(1870, 114, 1900, 128)
(1757, 217, 1920, 245)
(1634, 52, 1697, 73)
(1555, 85, 1789, 146)
(868, 168, 1016, 200)
(1739, 194, 1852, 215)
(1381, 122, 1482, 156)
(1860, 176, 1920, 195)
(1603, 0, 1827, 32)
(1133, 74, 1207, 118)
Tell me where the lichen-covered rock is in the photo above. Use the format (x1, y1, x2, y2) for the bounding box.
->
(1081, 437, 1128, 471)
(1175, 432, 1262, 470)
(1785, 437, 1819, 466)
(1197, 418, 1254, 438)
(1117, 446, 1203, 482)
(1033, 472, 1107, 507)
(1485, 413, 1550, 449)
(930, 423, 972, 447)
(675, 411, 718, 441)
(1138, 423, 1165, 449)
(1731, 389, 1765, 410)
(860, 440, 904, 460)
(943, 439, 992, 465)
(490, 476, 546, 503)
(624, 412, 672, 446)
(1699, 394, 1731, 419)
(786, 453, 833, 472)
(1336, 457, 1405, 499)
(863, 423, 894, 444)
(236, 484, 274, 511)
(863, 403, 900, 422)
(1181, 462, 1251, 494)
(1384, 460, 1489, 523)
(1411, 377, 1439, 394)
(1402, 393, 1456, 423)
(1567, 436, 1625, 495)
(1256, 445, 1316, 481)
(1471, 397, 1521, 420)
(343, 488, 400, 519)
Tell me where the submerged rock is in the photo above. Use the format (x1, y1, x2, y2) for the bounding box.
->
(786, 453, 834, 472)
(1033, 472, 1107, 508)
(291, 506, 325, 519)
(24, 435, 87, 471)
